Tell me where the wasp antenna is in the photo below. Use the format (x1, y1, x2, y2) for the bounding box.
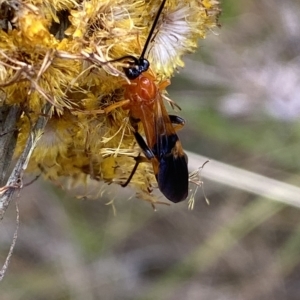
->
(103, 55, 138, 65)
(103, 0, 167, 80)
(139, 0, 167, 59)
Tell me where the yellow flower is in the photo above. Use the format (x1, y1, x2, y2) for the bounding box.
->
(0, 0, 220, 206)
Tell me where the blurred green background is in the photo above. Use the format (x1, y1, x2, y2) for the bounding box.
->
(2, 0, 300, 299)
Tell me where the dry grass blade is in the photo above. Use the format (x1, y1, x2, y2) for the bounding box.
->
(187, 151, 300, 208)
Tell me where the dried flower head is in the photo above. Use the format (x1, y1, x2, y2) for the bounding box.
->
(0, 0, 220, 207)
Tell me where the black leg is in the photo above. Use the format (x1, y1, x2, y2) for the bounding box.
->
(133, 131, 155, 159)
(121, 131, 155, 187)
(121, 155, 142, 187)
(169, 115, 185, 126)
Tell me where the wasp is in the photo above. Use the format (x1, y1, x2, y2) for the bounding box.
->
(105, 0, 189, 203)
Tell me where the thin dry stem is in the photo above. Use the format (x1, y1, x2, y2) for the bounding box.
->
(0, 202, 19, 281)
(0, 102, 52, 221)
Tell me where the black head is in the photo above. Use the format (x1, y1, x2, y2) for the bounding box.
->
(123, 58, 150, 80)
(104, 0, 167, 80)
(123, 0, 167, 80)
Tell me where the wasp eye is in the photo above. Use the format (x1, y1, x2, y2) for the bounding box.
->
(123, 58, 150, 80)
(138, 58, 150, 73)
(124, 67, 140, 80)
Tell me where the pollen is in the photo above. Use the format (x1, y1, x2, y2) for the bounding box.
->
(0, 0, 220, 206)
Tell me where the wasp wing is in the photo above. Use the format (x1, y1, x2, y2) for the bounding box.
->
(152, 94, 189, 202)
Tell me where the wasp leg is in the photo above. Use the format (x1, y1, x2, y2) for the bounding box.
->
(169, 115, 185, 131)
(169, 115, 185, 125)
(121, 155, 143, 187)
(103, 99, 130, 114)
(121, 131, 154, 187)
(133, 131, 155, 160)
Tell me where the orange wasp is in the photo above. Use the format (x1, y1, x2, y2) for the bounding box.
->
(106, 0, 189, 202)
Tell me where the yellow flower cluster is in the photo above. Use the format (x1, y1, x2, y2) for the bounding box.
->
(0, 0, 220, 204)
